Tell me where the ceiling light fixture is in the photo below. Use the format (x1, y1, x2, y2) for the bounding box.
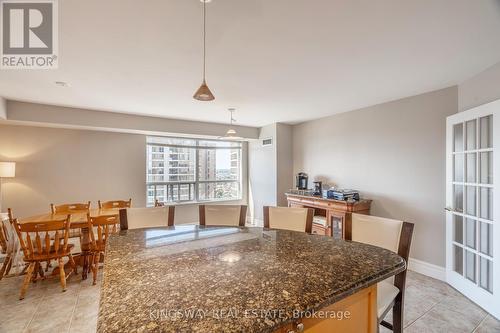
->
(193, 0, 215, 101)
(221, 108, 242, 140)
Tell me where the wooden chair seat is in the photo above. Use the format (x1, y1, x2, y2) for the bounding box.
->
(25, 243, 74, 261)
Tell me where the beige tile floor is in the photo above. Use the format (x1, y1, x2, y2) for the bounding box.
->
(0, 268, 499, 333)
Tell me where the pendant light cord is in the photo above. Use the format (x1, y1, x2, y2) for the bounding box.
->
(203, 0, 206, 81)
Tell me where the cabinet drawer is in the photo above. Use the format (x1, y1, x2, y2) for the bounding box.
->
(311, 222, 327, 235)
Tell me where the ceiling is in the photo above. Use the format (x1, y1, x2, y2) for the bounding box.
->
(1, 0, 500, 127)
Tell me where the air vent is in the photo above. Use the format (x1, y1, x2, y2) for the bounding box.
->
(262, 138, 273, 146)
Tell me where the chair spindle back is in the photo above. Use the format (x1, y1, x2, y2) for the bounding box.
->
(51, 202, 91, 214)
(14, 216, 71, 260)
(98, 199, 132, 209)
(87, 214, 120, 250)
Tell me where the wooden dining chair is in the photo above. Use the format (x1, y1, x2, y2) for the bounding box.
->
(119, 206, 175, 230)
(96, 199, 130, 236)
(51, 201, 91, 214)
(50, 201, 90, 239)
(344, 213, 414, 333)
(0, 208, 17, 280)
(199, 205, 247, 227)
(13, 216, 77, 299)
(263, 206, 314, 233)
(98, 199, 132, 209)
(0, 217, 7, 254)
(87, 214, 119, 285)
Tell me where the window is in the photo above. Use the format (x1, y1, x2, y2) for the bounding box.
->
(146, 137, 242, 206)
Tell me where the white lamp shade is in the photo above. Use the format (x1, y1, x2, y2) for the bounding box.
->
(0, 162, 15, 178)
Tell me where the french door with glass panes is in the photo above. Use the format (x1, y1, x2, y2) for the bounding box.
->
(446, 100, 499, 319)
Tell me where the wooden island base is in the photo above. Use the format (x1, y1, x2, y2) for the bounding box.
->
(274, 284, 377, 333)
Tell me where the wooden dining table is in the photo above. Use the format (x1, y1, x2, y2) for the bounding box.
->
(18, 208, 124, 280)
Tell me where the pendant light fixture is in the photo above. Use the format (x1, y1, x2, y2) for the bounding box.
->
(193, 0, 215, 101)
(221, 108, 242, 140)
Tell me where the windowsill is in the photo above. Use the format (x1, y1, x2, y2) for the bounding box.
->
(148, 198, 244, 207)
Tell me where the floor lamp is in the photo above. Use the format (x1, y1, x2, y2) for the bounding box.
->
(0, 162, 15, 213)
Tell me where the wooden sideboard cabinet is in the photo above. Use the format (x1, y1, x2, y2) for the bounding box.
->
(285, 193, 372, 239)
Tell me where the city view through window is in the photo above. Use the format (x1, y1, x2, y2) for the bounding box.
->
(146, 137, 242, 206)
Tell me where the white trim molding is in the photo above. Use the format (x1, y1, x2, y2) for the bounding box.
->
(408, 257, 446, 281)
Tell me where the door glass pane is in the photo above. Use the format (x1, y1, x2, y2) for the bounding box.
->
(453, 215, 463, 244)
(479, 222, 493, 256)
(465, 250, 476, 282)
(480, 152, 493, 184)
(479, 258, 493, 293)
(454, 154, 464, 182)
(480, 115, 493, 149)
(466, 153, 476, 183)
(466, 120, 476, 150)
(465, 186, 476, 216)
(453, 185, 463, 212)
(479, 187, 493, 220)
(465, 218, 476, 249)
(454, 123, 463, 152)
(331, 216, 343, 239)
(454, 245, 463, 275)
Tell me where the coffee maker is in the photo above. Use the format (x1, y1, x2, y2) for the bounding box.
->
(295, 172, 308, 190)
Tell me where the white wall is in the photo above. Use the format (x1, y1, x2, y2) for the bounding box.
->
(248, 124, 277, 223)
(248, 123, 294, 222)
(0, 124, 248, 222)
(276, 123, 293, 206)
(6, 101, 260, 139)
(292, 87, 458, 267)
(459, 61, 500, 111)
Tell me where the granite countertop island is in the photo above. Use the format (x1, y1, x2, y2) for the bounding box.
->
(97, 226, 404, 333)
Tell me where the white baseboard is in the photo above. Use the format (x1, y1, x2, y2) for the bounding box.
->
(408, 257, 446, 281)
